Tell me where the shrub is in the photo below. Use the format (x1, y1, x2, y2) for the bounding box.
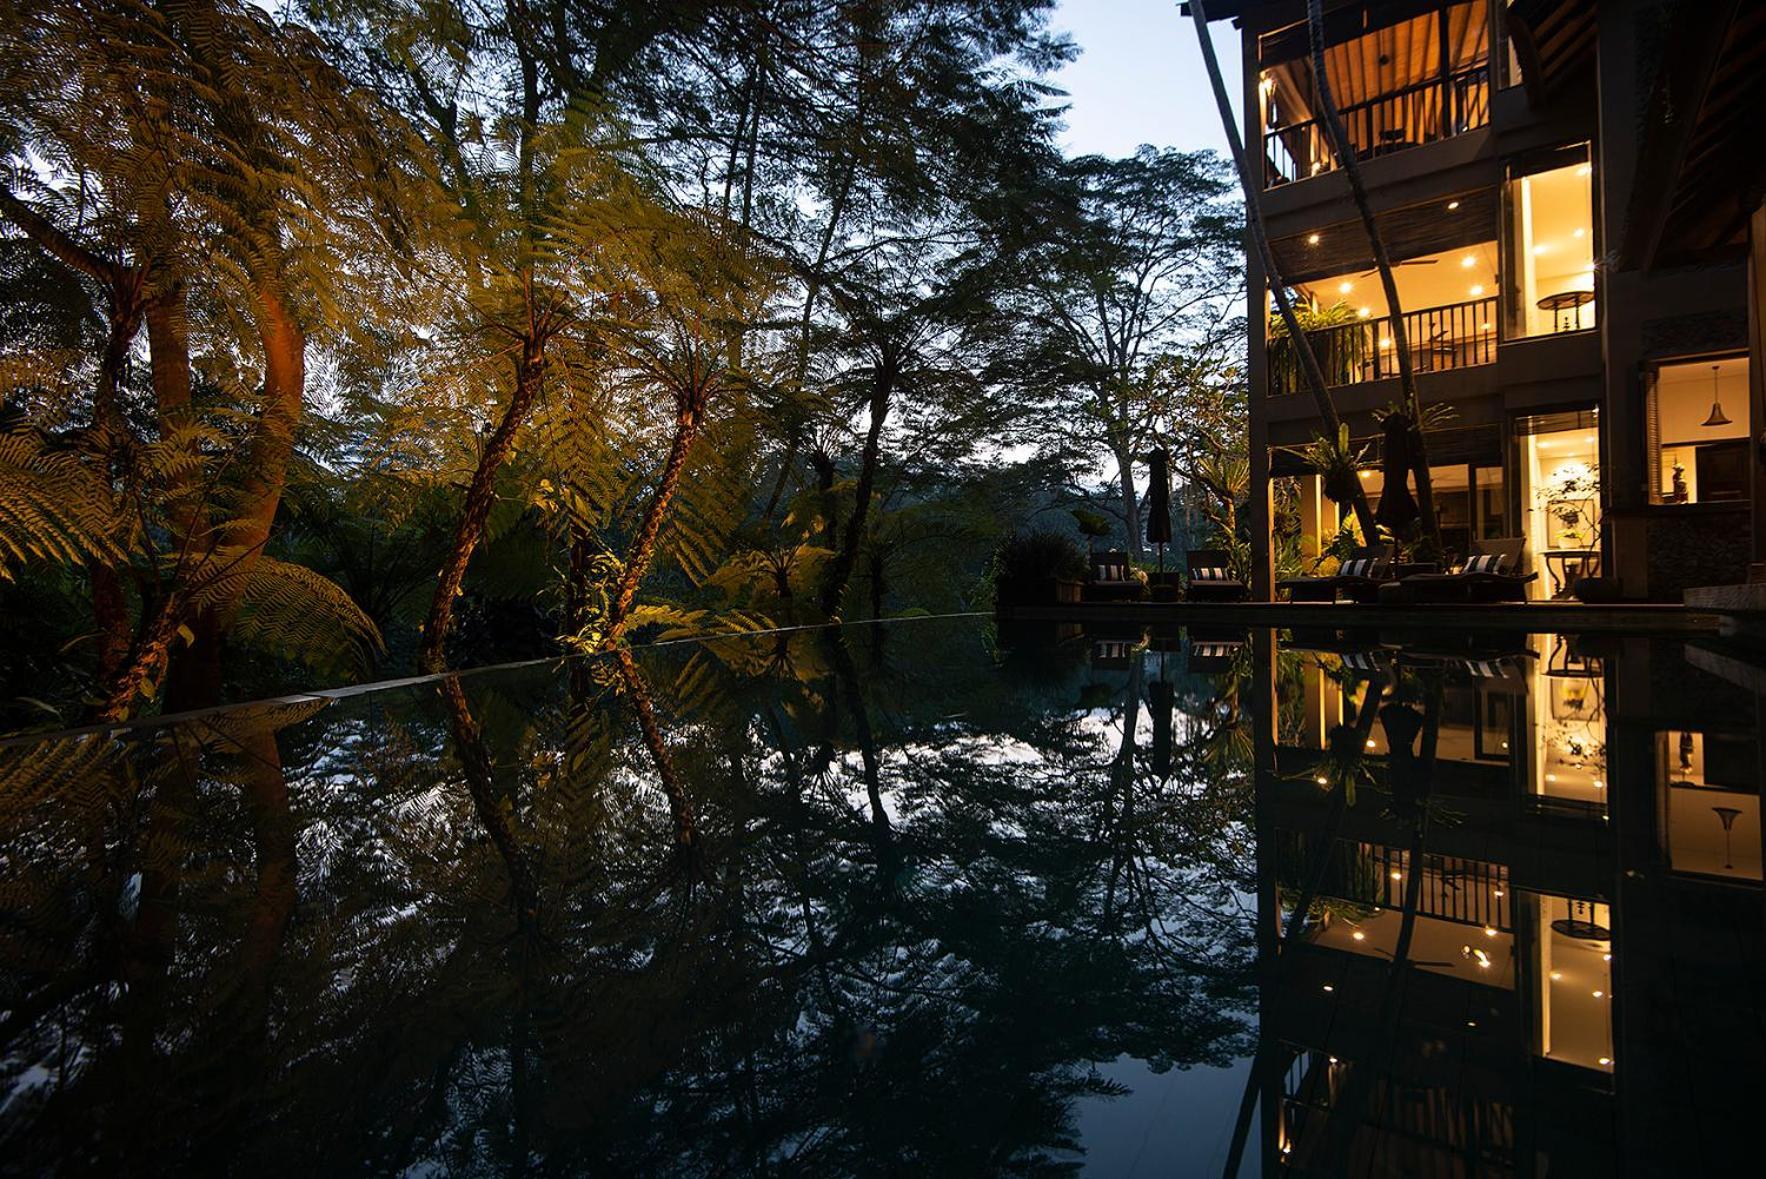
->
(992, 529, 1087, 593)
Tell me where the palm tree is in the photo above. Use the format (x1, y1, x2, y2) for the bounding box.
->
(1303, 0, 1440, 547)
(1183, 1, 1378, 541)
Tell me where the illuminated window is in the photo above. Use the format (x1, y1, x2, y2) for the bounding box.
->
(1502, 145, 1596, 339)
(1647, 355, 1749, 505)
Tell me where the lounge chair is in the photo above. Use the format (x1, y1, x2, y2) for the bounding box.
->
(1397, 537, 1537, 603)
(1185, 548, 1249, 602)
(1086, 550, 1140, 602)
(1277, 545, 1395, 604)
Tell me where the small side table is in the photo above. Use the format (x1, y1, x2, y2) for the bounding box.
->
(1537, 290, 1594, 333)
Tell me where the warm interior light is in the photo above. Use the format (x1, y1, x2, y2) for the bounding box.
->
(1307, 232, 1320, 245)
(1469, 284, 1484, 296)
(1573, 227, 1586, 238)
(1323, 984, 1334, 992)
(1592, 990, 1604, 998)
(1357, 306, 1371, 318)
(1481, 322, 1493, 331)
(1338, 280, 1353, 294)
(1379, 337, 1392, 350)
(1577, 164, 1592, 177)
(1358, 469, 1372, 478)
(1315, 776, 1328, 784)
(1550, 970, 1563, 981)
(1366, 739, 1376, 748)
(1390, 869, 1402, 879)
(1484, 927, 1497, 937)
(1351, 930, 1366, 941)
(1599, 1056, 1612, 1066)
(1447, 200, 1460, 210)
(1461, 255, 1476, 268)
(1493, 889, 1504, 898)
(1532, 244, 1549, 255)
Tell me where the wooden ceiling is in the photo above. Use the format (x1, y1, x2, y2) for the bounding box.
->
(1271, 187, 1498, 283)
(1621, 0, 1766, 270)
(1262, 1, 1489, 128)
(1504, 0, 1595, 100)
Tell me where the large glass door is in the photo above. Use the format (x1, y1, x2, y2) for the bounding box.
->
(1515, 410, 1600, 599)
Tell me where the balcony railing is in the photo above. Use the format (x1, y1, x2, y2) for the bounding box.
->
(1264, 63, 1491, 187)
(1267, 296, 1498, 397)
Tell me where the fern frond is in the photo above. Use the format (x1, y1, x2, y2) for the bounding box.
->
(222, 555, 384, 674)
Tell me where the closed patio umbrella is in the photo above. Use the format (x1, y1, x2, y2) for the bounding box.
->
(1146, 447, 1173, 575)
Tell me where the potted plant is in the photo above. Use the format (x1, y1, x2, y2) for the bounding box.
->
(1534, 463, 1614, 600)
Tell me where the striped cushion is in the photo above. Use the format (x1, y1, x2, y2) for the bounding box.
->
(1097, 562, 1129, 582)
(1192, 566, 1230, 581)
(1340, 557, 1372, 578)
(1463, 553, 1504, 574)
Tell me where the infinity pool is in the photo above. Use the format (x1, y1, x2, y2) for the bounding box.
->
(0, 618, 1760, 1175)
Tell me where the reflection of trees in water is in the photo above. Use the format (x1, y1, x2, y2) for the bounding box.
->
(0, 623, 1259, 1174)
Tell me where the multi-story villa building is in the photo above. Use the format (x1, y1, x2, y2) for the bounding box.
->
(1193, 0, 1765, 601)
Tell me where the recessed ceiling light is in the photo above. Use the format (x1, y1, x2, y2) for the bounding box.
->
(1357, 306, 1371, 318)
(1470, 284, 1485, 296)
(1599, 1056, 1612, 1066)
(1533, 244, 1549, 255)
(1573, 228, 1586, 238)
(1338, 280, 1353, 294)
(1578, 164, 1592, 177)
(1447, 200, 1460, 210)
(1307, 233, 1320, 245)
(1461, 255, 1476, 268)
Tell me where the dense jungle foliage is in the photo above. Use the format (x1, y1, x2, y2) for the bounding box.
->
(0, 0, 1245, 733)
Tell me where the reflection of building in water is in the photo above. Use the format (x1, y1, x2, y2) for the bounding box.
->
(1250, 629, 1763, 1175)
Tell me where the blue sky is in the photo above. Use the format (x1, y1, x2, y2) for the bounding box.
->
(1047, 0, 1244, 160)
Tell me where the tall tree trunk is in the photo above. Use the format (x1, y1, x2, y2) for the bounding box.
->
(1304, 0, 1438, 544)
(1115, 440, 1143, 560)
(819, 355, 893, 617)
(1185, 0, 1378, 540)
(600, 382, 712, 648)
(419, 335, 547, 673)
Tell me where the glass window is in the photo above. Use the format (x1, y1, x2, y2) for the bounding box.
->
(1648, 355, 1749, 504)
(1475, 466, 1507, 538)
(1502, 145, 1596, 339)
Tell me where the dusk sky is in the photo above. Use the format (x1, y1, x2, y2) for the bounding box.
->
(1049, 0, 1244, 160)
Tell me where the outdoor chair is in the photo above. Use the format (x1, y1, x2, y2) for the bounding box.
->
(1185, 549, 1248, 602)
(1086, 550, 1140, 602)
(1277, 544, 1395, 603)
(1397, 537, 1537, 603)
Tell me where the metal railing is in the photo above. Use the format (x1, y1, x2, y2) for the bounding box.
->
(1267, 296, 1498, 396)
(1366, 846, 1512, 931)
(1264, 63, 1491, 187)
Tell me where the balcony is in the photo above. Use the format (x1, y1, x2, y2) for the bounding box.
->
(1264, 64, 1491, 187)
(1258, 0, 1493, 189)
(1268, 295, 1498, 396)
